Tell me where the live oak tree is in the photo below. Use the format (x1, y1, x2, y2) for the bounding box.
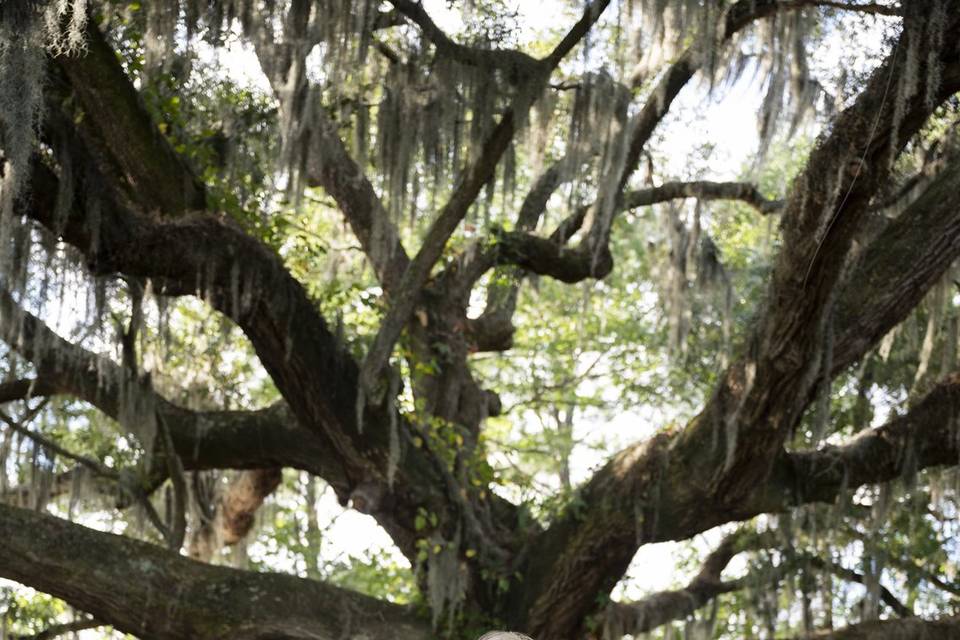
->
(2, 1, 960, 639)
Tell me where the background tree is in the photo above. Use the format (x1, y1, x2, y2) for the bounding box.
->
(1, 1, 960, 639)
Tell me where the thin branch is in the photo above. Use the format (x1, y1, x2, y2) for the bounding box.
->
(482, 0, 803, 288)
(0, 404, 112, 478)
(0, 378, 56, 404)
(803, 555, 912, 617)
(604, 536, 912, 638)
(157, 412, 187, 551)
(0, 403, 171, 540)
(10, 618, 103, 640)
(622, 181, 784, 215)
(604, 529, 779, 636)
(783, 0, 902, 15)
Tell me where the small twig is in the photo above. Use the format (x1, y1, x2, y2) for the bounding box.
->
(0, 405, 173, 542)
(157, 412, 187, 551)
(10, 617, 103, 640)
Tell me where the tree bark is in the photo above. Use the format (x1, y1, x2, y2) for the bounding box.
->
(0, 504, 431, 640)
(791, 616, 960, 639)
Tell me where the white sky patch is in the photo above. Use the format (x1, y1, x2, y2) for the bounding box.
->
(198, 31, 271, 93)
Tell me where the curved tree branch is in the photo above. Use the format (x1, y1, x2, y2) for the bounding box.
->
(9, 618, 103, 640)
(0, 503, 431, 640)
(27, 14, 524, 569)
(603, 530, 914, 637)
(754, 373, 960, 513)
(485, 0, 807, 289)
(604, 529, 764, 636)
(386, 0, 540, 81)
(622, 181, 783, 214)
(489, 180, 782, 283)
(788, 615, 960, 639)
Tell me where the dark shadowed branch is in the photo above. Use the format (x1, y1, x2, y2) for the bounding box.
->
(386, 0, 540, 81)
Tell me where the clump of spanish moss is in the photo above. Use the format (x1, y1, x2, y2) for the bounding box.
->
(424, 529, 468, 630)
(0, 1, 87, 281)
(889, 1, 948, 165)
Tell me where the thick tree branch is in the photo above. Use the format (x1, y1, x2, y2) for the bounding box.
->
(517, 367, 960, 636)
(0, 378, 56, 404)
(48, 21, 405, 509)
(753, 373, 960, 514)
(43, 24, 442, 548)
(676, 5, 960, 508)
(785, 1, 902, 15)
(52, 22, 205, 216)
(832, 152, 960, 373)
(789, 616, 960, 639)
(303, 108, 410, 291)
(0, 504, 431, 640)
(496, 8, 960, 636)
(27, 10, 509, 566)
(17, 141, 472, 561)
(387, 0, 540, 81)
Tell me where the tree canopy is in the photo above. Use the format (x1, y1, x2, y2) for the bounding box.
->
(1, 1, 960, 638)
